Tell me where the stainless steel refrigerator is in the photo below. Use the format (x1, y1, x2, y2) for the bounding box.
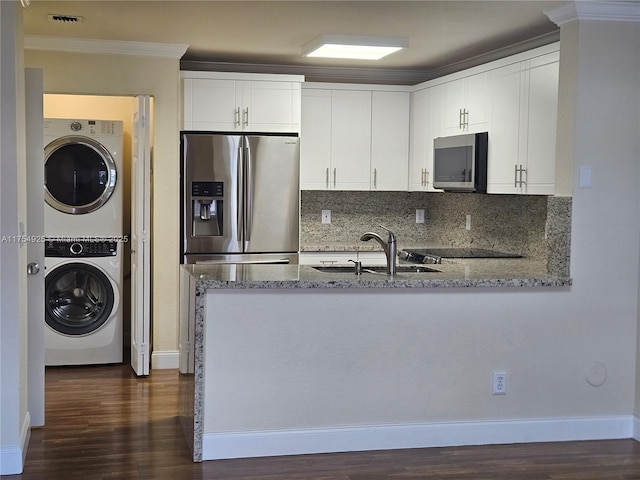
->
(180, 132, 300, 264)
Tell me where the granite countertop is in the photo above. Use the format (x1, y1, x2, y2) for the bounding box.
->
(182, 258, 572, 289)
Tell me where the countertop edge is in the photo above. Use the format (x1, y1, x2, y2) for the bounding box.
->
(191, 276, 573, 290)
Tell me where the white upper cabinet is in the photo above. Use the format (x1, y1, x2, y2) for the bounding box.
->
(487, 50, 559, 194)
(182, 72, 303, 132)
(524, 53, 559, 194)
(300, 89, 332, 190)
(300, 88, 371, 190)
(301, 84, 410, 191)
(330, 89, 372, 190)
(371, 91, 410, 191)
(409, 88, 436, 191)
(440, 71, 491, 135)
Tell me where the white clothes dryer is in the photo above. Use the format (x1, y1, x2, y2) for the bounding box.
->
(44, 239, 123, 366)
(44, 118, 124, 238)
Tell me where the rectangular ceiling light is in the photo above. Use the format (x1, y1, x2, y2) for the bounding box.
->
(303, 34, 408, 60)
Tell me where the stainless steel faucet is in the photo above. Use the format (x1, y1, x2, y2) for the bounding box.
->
(360, 225, 397, 275)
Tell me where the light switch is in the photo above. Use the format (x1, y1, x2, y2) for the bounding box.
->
(321, 209, 331, 224)
(416, 209, 425, 224)
(579, 166, 592, 188)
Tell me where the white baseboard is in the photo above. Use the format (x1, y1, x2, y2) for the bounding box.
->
(0, 412, 30, 475)
(634, 415, 640, 441)
(151, 350, 179, 370)
(202, 415, 635, 461)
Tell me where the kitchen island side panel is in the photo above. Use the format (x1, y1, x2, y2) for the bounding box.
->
(199, 286, 636, 458)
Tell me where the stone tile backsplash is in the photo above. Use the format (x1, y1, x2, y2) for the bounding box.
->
(301, 191, 551, 259)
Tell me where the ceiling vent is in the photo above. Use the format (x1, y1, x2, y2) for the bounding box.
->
(48, 14, 83, 24)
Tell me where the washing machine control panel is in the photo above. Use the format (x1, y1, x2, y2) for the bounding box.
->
(45, 239, 118, 257)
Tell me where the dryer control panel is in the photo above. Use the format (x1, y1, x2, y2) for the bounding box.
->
(45, 240, 118, 258)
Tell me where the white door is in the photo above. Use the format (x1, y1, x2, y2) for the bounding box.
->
(25, 68, 45, 426)
(130, 95, 151, 376)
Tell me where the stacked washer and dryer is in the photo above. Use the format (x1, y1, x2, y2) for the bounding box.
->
(43, 118, 124, 366)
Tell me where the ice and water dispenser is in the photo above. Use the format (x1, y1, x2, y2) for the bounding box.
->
(191, 181, 223, 237)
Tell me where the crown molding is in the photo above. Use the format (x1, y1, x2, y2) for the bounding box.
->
(179, 60, 428, 85)
(23, 35, 189, 59)
(181, 31, 559, 86)
(546, 1, 640, 27)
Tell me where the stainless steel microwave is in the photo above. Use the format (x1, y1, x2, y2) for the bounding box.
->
(433, 132, 488, 193)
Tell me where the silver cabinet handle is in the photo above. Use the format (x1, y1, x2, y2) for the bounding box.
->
(514, 164, 519, 188)
(243, 107, 249, 127)
(514, 164, 527, 188)
(235, 107, 240, 127)
(333, 168, 336, 188)
(459, 108, 469, 129)
(373, 168, 377, 188)
(27, 262, 40, 276)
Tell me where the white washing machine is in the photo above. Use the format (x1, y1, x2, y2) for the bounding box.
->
(44, 239, 123, 366)
(44, 118, 124, 238)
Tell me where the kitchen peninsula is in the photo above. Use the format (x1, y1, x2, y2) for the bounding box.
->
(179, 255, 571, 462)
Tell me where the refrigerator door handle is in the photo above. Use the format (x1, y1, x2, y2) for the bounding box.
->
(245, 142, 253, 241)
(237, 143, 243, 240)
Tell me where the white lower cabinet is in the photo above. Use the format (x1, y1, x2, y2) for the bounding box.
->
(301, 85, 410, 191)
(487, 51, 559, 194)
(299, 251, 387, 266)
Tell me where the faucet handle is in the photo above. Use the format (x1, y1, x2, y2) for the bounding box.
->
(378, 224, 397, 242)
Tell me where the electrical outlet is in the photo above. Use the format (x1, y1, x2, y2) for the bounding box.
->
(492, 371, 507, 395)
(321, 209, 331, 224)
(416, 209, 425, 224)
(465, 214, 471, 230)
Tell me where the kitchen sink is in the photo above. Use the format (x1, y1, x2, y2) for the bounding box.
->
(312, 265, 440, 274)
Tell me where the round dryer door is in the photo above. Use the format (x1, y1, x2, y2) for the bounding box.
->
(44, 135, 117, 214)
(45, 262, 116, 336)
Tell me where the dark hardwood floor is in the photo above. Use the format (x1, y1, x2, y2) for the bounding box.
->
(11, 364, 640, 479)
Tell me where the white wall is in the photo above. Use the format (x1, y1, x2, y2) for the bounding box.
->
(0, 1, 29, 474)
(25, 51, 181, 360)
(567, 18, 640, 428)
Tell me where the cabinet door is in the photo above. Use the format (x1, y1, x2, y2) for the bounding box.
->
(371, 91, 410, 191)
(487, 62, 523, 194)
(524, 53, 559, 194)
(442, 78, 467, 134)
(331, 90, 371, 190)
(441, 72, 491, 135)
(245, 81, 301, 133)
(409, 88, 432, 191)
(300, 89, 332, 190)
(465, 71, 491, 132)
(183, 78, 239, 131)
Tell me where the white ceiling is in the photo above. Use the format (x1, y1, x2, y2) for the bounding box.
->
(22, 1, 563, 84)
